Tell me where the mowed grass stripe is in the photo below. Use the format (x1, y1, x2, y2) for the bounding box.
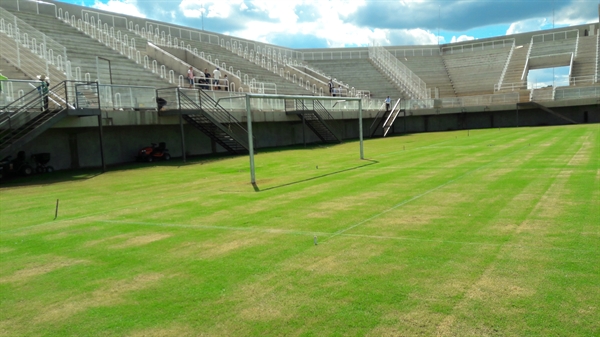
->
(0, 125, 598, 336)
(422, 125, 598, 335)
(327, 126, 554, 239)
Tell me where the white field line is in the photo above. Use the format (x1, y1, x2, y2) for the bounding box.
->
(325, 143, 533, 241)
(95, 219, 597, 253)
(0, 129, 539, 236)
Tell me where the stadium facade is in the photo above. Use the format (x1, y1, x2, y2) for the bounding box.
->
(0, 0, 598, 171)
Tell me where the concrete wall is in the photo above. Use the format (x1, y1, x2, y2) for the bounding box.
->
(14, 103, 598, 172)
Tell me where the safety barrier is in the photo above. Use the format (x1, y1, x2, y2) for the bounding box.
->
(369, 45, 428, 99)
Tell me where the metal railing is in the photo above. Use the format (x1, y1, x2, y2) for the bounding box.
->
(0, 8, 68, 80)
(569, 75, 596, 85)
(313, 100, 334, 120)
(401, 92, 520, 110)
(596, 32, 599, 83)
(495, 81, 527, 92)
(0, 82, 42, 121)
(530, 30, 579, 58)
(0, 81, 78, 149)
(369, 45, 428, 99)
(554, 85, 600, 100)
(496, 43, 515, 91)
(96, 84, 156, 110)
(0, 79, 42, 109)
(441, 39, 515, 55)
(531, 87, 555, 102)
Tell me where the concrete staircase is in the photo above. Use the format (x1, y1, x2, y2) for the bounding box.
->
(304, 59, 404, 100)
(401, 55, 455, 98)
(530, 38, 577, 58)
(494, 44, 531, 102)
(172, 38, 314, 95)
(443, 47, 512, 96)
(570, 35, 597, 85)
(0, 57, 28, 80)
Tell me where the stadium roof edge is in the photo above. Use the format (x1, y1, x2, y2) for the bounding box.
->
(6, 0, 597, 54)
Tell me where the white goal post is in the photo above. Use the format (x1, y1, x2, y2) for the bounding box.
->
(244, 93, 364, 184)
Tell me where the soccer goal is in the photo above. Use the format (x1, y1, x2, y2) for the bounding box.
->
(243, 93, 365, 184)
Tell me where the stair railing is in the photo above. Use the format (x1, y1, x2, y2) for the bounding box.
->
(313, 100, 334, 120)
(0, 85, 42, 126)
(0, 81, 68, 141)
(594, 30, 600, 83)
(0, 8, 68, 81)
(196, 89, 246, 129)
(177, 89, 250, 150)
(496, 41, 516, 91)
(368, 44, 428, 99)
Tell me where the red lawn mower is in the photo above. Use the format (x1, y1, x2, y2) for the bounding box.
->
(136, 142, 171, 162)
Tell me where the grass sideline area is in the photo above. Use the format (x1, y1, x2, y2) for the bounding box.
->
(0, 124, 598, 336)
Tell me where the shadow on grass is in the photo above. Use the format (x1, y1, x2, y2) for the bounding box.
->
(0, 153, 235, 188)
(0, 143, 346, 188)
(252, 159, 379, 192)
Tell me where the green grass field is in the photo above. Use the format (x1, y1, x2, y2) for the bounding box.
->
(0, 124, 598, 336)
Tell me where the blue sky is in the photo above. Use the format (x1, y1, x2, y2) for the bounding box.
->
(56, 0, 599, 48)
(55, 0, 598, 86)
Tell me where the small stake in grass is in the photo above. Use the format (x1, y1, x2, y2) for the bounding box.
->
(54, 199, 60, 220)
(314, 236, 318, 245)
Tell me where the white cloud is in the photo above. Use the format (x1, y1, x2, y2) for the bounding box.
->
(450, 35, 475, 43)
(92, 0, 145, 18)
(229, 0, 379, 47)
(506, 18, 548, 35)
(83, 0, 596, 49)
(179, 0, 245, 19)
(247, 0, 300, 22)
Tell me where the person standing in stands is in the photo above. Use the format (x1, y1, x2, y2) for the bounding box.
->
(195, 71, 205, 89)
(203, 68, 211, 90)
(213, 67, 221, 90)
(385, 96, 391, 112)
(187, 66, 194, 88)
(223, 75, 229, 91)
(328, 79, 333, 96)
(37, 75, 49, 112)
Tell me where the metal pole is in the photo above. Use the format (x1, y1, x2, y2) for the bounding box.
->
(15, 37, 20, 68)
(64, 46, 70, 80)
(43, 35, 49, 76)
(359, 99, 364, 159)
(176, 88, 186, 162)
(95, 82, 106, 172)
(179, 114, 186, 163)
(302, 112, 306, 148)
(95, 57, 100, 84)
(245, 94, 256, 184)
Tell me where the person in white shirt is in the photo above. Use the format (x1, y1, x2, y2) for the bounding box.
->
(385, 96, 391, 112)
(213, 67, 221, 89)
